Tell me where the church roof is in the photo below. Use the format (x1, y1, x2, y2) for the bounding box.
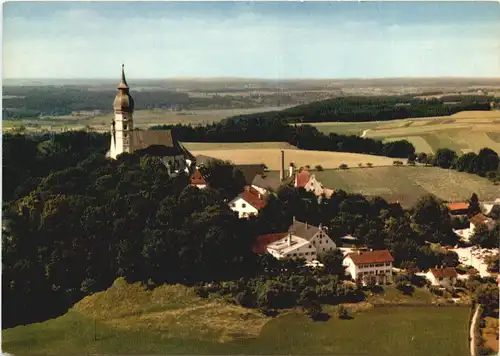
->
(130, 130, 194, 159)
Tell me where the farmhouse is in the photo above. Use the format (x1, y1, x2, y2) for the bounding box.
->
(446, 202, 469, 216)
(470, 213, 496, 233)
(425, 267, 458, 288)
(266, 219, 337, 261)
(229, 186, 267, 218)
(294, 167, 334, 199)
(107, 65, 195, 175)
(343, 250, 394, 285)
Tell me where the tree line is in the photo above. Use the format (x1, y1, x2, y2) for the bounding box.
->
(415, 147, 500, 183)
(225, 96, 493, 124)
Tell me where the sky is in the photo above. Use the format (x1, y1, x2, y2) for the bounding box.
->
(3, 1, 500, 79)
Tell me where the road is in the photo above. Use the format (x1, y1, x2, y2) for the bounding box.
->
(451, 246, 498, 278)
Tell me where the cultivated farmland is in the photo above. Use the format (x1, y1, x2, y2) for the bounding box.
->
(312, 166, 499, 208)
(306, 110, 500, 154)
(189, 146, 403, 170)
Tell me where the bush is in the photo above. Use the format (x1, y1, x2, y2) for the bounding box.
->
(358, 163, 363, 168)
(336, 305, 349, 319)
(302, 299, 323, 320)
(366, 162, 373, 168)
(396, 281, 414, 295)
(315, 165, 324, 171)
(339, 163, 349, 170)
(393, 160, 404, 166)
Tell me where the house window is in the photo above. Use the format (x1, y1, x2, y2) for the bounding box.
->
(438, 277, 443, 281)
(242, 203, 247, 208)
(309, 245, 312, 248)
(230, 203, 236, 207)
(124, 133, 128, 138)
(293, 253, 297, 256)
(305, 252, 309, 255)
(311, 251, 316, 255)
(123, 123, 128, 130)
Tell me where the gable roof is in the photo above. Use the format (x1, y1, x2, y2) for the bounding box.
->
(470, 213, 493, 226)
(295, 169, 311, 188)
(252, 173, 283, 191)
(346, 250, 394, 265)
(447, 202, 469, 211)
(131, 130, 194, 159)
(253, 233, 289, 253)
(288, 220, 322, 241)
(236, 164, 266, 185)
(430, 267, 458, 278)
(235, 189, 267, 210)
(190, 169, 207, 186)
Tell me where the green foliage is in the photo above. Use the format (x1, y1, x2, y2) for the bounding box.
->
(315, 165, 324, 171)
(433, 148, 458, 169)
(468, 193, 481, 216)
(470, 224, 500, 249)
(339, 163, 349, 170)
(485, 253, 499, 273)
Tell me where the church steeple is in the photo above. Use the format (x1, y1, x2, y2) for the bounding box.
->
(117, 64, 129, 90)
(110, 64, 135, 159)
(113, 64, 134, 113)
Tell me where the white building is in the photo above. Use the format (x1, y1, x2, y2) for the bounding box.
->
(343, 250, 394, 284)
(266, 219, 337, 261)
(107, 65, 194, 176)
(482, 198, 500, 215)
(425, 267, 458, 288)
(229, 187, 267, 218)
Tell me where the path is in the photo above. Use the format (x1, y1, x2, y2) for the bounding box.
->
(470, 304, 481, 356)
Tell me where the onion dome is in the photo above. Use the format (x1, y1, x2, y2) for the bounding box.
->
(113, 64, 134, 113)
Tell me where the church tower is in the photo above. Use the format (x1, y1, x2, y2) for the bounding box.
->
(109, 65, 134, 159)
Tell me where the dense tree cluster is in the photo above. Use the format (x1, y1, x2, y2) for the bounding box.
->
(226, 96, 492, 124)
(418, 147, 500, 183)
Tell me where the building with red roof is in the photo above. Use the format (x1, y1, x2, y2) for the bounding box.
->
(253, 233, 289, 254)
(189, 169, 207, 189)
(470, 213, 496, 233)
(229, 186, 267, 219)
(446, 202, 469, 216)
(425, 267, 458, 288)
(343, 249, 394, 285)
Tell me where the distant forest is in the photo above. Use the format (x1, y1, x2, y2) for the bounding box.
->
(2, 85, 494, 122)
(226, 96, 493, 124)
(2, 86, 296, 118)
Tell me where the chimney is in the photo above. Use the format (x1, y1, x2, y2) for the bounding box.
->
(319, 223, 322, 231)
(357, 250, 361, 255)
(305, 222, 308, 229)
(289, 164, 294, 178)
(280, 150, 285, 181)
(287, 233, 292, 247)
(293, 216, 296, 224)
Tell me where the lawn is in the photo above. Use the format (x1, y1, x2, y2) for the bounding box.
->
(3, 304, 470, 356)
(306, 110, 500, 154)
(190, 148, 403, 170)
(183, 142, 298, 151)
(311, 166, 499, 208)
(3, 279, 471, 356)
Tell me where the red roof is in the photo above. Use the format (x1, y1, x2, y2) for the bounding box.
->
(430, 267, 458, 278)
(346, 250, 394, 265)
(447, 202, 469, 211)
(470, 213, 491, 226)
(253, 233, 288, 253)
(239, 189, 267, 210)
(190, 170, 207, 186)
(295, 169, 311, 188)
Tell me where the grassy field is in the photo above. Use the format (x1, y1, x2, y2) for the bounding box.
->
(190, 146, 404, 170)
(3, 280, 471, 356)
(183, 142, 297, 151)
(263, 165, 498, 208)
(306, 111, 500, 154)
(2, 106, 287, 133)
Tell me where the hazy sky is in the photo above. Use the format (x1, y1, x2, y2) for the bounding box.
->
(3, 1, 500, 79)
